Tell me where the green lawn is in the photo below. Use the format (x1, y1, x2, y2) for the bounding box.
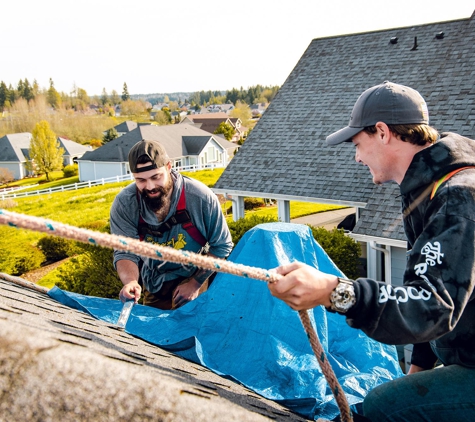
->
(0, 169, 346, 276)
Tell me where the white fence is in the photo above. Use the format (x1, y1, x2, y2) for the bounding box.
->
(0, 174, 134, 200)
(0, 164, 223, 200)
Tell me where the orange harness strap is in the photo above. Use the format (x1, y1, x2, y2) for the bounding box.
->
(430, 166, 475, 200)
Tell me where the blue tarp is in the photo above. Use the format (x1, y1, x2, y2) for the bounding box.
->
(48, 222, 404, 420)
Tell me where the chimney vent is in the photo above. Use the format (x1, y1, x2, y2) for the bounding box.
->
(435, 32, 445, 39)
(390, 37, 398, 44)
(410, 36, 418, 51)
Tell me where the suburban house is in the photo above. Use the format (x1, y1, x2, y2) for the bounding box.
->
(105, 121, 152, 137)
(213, 12, 475, 289)
(180, 112, 247, 143)
(77, 124, 237, 182)
(0, 133, 92, 180)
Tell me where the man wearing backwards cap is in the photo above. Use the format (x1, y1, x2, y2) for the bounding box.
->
(268, 81, 475, 421)
(110, 140, 233, 310)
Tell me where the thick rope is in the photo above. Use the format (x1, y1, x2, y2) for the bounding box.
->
(0, 209, 353, 422)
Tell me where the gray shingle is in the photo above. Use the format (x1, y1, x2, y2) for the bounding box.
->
(214, 13, 475, 240)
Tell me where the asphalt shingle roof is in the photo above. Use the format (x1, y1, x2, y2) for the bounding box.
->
(214, 12, 475, 240)
(0, 274, 307, 421)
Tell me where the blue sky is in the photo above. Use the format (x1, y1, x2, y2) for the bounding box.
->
(3, 0, 474, 96)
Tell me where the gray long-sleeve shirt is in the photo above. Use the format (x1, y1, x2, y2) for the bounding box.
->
(110, 170, 233, 293)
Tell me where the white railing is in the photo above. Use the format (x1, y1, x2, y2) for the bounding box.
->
(0, 163, 225, 200)
(0, 174, 134, 200)
(0, 184, 39, 194)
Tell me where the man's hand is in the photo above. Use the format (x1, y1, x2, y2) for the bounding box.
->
(119, 280, 142, 304)
(172, 278, 202, 309)
(267, 262, 339, 310)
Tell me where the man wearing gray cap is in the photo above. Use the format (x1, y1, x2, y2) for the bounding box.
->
(268, 81, 475, 421)
(110, 139, 233, 310)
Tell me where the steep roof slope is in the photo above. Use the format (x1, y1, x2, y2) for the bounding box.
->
(0, 274, 307, 421)
(214, 13, 475, 239)
(0, 133, 32, 161)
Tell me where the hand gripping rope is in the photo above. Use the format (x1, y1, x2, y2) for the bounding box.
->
(0, 209, 353, 422)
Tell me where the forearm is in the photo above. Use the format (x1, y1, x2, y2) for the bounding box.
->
(116, 259, 140, 285)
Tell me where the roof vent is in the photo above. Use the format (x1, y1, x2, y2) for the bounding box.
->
(389, 37, 398, 44)
(410, 36, 418, 51)
(435, 32, 445, 39)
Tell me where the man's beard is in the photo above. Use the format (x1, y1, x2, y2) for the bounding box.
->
(141, 177, 173, 212)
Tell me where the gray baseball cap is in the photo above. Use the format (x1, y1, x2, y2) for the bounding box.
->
(326, 81, 429, 145)
(128, 140, 170, 173)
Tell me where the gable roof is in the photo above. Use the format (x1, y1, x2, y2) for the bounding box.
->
(0, 274, 304, 421)
(214, 12, 475, 240)
(113, 120, 138, 133)
(57, 137, 92, 156)
(0, 133, 32, 161)
(79, 124, 229, 163)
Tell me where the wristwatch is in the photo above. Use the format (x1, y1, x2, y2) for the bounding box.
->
(329, 278, 356, 313)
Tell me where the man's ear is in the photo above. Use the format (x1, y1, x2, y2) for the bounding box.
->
(375, 122, 391, 144)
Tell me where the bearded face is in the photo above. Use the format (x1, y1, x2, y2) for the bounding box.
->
(141, 172, 174, 212)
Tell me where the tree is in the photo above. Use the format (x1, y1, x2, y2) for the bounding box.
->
(102, 128, 119, 143)
(110, 89, 120, 105)
(30, 120, 64, 181)
(47, 78, 61, 109)
(230, 100, 252, 127)
(100, 88, 109, 106)
(122, 82, 130, 101)
(214, 122, 234, 141)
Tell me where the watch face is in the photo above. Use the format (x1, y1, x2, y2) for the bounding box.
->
(330, 279, 356, 313)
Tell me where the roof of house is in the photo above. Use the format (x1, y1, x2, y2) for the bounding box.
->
(113, 120, 138, 133)
(57, 137, 92, 156)
(0, 274, 305, 421)
(0, 133, 32, 161)
(214, 12, 475, 242)
(79, 124, 236, 163)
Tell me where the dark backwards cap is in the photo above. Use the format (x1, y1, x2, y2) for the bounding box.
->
(128, 140, 170, 173)
(326, 81, 429, 145)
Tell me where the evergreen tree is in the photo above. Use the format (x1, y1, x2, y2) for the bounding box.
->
(122, 82, 130, 101)
(102, 127, 119, 143)
(30, 120, 64, 181)
(47, 78, 61, 109)
(100, 88, 109, 106)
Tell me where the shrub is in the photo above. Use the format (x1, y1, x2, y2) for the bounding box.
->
(11, 245, 45, 276)
(226, 197, 265, 214)
(308, 226, 361, 279)
(55, 245, 123, 298)
(227, 214, 278, 245)
(63, 164, 79, 178)
(37, 235, 78, 262)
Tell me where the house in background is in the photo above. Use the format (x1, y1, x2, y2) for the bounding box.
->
(0, 133, 91, 180)
(213, 11, 475, 288)
(180, 112, 246, 143)
(57, 137, 93, 166)
(77, 124, 237, 182)
(105, 121, 152, 137)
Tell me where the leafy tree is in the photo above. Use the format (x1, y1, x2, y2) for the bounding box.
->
(230, 100, 252, 127)
(30, 120, 64, 181)
(103, 127, 119, 143)
(214, 122, 234, 141)
(154, 109, 172, 125)
(110, 89, 120, 105)
(122, 82, 130, 101)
